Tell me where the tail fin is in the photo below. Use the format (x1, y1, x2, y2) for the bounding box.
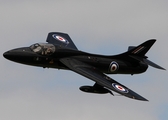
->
(126, 39, 156, 56)
(126, 39, 166, 70)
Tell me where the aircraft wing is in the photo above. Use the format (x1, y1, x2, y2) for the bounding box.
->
(60, 58, 148, 101)
(46, 32, 78, 50)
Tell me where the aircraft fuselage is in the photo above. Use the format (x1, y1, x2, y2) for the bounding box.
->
(3, 44, 148, 75)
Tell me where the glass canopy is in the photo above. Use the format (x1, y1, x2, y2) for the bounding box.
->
(30, 43, 55, 55)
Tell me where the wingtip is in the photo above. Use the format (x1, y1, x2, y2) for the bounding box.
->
(162, 68, 166, 70)
(141, 98, 149, 102)
(157, 66, 166, 70)
(156, 66, 166, 70)
(132, 96, 149, 101)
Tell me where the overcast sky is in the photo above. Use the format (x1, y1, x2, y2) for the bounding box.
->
(0, 0, 168, 120)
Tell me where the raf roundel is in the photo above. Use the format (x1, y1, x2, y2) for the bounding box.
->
(52, 34, 69, 44)
(112, 83, 129, 93)
(109, 61, 119, 72)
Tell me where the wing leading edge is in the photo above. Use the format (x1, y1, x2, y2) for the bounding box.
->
(60, 58, 148, 101)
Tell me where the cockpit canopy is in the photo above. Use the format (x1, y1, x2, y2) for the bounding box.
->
(30, 43, 55, 55)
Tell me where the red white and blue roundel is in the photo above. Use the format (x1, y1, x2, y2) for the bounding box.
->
(109, 61, 119, 72)
(52, 34, 69, 44)
(112, 83, 129, 93)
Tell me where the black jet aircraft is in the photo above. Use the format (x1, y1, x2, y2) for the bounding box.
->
(3, 32, 166, 101)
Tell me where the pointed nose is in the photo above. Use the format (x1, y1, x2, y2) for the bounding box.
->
(3, 51, 11, 59)
(3, 51, 7, 58)
(3, 48, 23, 60)
(3, 47, 33, 61)
(3, 49, 20, 61)
(3, 50, 14, 60)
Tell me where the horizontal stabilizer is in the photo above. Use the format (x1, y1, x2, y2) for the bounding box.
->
(144, 59, 166, 70)
(130, 55, 166, 70)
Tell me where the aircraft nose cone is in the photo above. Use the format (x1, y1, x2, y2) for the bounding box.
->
(3, 51, 11, 59)
(3, 47, 38, 64)
(3, 50, 18, 61)
(3, 47, 32, 61)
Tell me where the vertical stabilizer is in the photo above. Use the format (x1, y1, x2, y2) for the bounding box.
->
(126, 39, 156, 56)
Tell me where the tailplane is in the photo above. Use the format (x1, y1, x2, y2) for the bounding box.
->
(143, 59, 165, 70)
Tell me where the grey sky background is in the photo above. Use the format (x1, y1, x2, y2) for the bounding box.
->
(0, 0, 168, 120)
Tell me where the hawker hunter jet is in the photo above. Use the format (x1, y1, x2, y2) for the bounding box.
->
(3, 32, 166, 101)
